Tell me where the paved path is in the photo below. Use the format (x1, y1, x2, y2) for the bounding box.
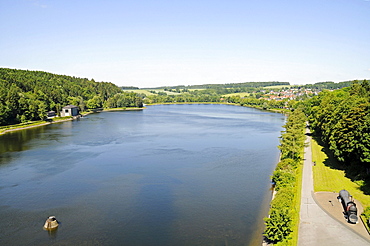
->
(298, 129, 370, 246)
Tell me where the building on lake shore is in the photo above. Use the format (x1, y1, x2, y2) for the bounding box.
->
(61, 105, 79, 117)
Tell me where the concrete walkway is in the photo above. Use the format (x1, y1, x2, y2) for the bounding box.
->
(298, 129, 370, 246)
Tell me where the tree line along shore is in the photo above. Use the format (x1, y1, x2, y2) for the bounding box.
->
(264, 80, 370, 245)
(0, 67, 355, 127)
(1, 67, 369, 245)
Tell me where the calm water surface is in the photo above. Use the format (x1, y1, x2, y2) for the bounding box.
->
(0, 104, 285, 246)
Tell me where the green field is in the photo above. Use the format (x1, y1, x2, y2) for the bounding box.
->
(263, 85, 291, 89)
(122, 89, 154, 96)
(188, 88, 205, 91)
(222, 92, 250, 97)
(311, 139, 370, 208)
(153, 89, 181, 95)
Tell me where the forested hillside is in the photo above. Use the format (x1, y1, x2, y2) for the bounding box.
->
(305, 80, 370, 180)
(0, 68, 143, 126)
(293, 81, 353, 90)
(148, 81, 290, 90)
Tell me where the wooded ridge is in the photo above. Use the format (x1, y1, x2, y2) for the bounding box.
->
(0, 68, 143, 126)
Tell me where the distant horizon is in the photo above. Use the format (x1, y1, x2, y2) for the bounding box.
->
(2, 66, 369, 89)
(1, 0, 369, 88)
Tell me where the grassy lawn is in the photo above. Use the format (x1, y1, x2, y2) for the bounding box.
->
(288, 164, 303, 246)
(311, 139, 370, 208)
(0, 117, 76, 134)
(188, 88, 205, 91)
(103, 107, 143, 111)
(222, 92, 250, 97)
(0, 120, 48, 134)
(263, 85, 291, 89)
(122, 89, 155, 96)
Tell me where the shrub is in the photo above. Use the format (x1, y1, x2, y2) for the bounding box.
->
(272, 170, 296, 191)
(264, 108, 306, 244)
(271, 187, 295, 210)
(264, 207, 293, 243)
(363, 206, 370, 227)
(276, 158, 298, 171)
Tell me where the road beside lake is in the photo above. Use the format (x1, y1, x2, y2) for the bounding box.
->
(298, 128, 370, 246)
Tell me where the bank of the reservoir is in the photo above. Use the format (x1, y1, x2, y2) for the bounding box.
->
(0, 107, 144, 135)
(0, 104, 285, 245)
(0, 103, 287, 136)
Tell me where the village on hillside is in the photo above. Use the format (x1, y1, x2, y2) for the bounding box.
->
(264, 88, 317, 101)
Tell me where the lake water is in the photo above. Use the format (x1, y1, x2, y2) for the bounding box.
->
(0, 104, 285, 246)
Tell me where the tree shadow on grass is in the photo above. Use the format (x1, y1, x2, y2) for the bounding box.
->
(359, 181, 370, 196)
(311, 134, 370, 195)
(311, 135, 345, 170)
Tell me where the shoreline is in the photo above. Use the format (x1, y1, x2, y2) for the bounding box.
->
(0, 107, 144, 135)
(1, 104, 286, 245)
(146, 102, 289, 114)
(0, 117, 78, 135)
(0, 104, 284, 136)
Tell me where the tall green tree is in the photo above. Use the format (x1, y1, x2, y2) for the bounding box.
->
(307, 80, 370, 170)
(0, 68, 140, 125)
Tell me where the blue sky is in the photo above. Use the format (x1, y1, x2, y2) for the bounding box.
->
(1, 0, 370, 88)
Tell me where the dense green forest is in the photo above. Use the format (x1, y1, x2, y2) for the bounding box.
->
(292, 81, 353, 90)
(143, 87, 295, 110)
(305, 80, 370, 181)
(145, 81, 290, 97)
(0, 68, 143, 126)
(120, 86, 140, 90)
(143, 81, 353, 107)
(144, 89, 222, 104)
(144, 81, 290, 90)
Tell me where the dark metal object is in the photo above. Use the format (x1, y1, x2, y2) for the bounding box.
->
(338, 190, 358, 224)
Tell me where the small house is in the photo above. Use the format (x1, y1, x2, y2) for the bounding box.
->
(47, 111, 56, 118)
(61, 105, 79, 117)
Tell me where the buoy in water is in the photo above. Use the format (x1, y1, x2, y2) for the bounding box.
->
(43, 216, 59, 230)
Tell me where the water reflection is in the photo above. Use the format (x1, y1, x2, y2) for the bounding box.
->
(0, 104, 285, 245)
(46, 226, 58, 240)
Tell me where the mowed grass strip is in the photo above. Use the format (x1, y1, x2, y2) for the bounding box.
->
(290, 164, 303, 246)
(222, 92, 250, 97)
(263, 85, 291, 89)
(122, 89, 155, 96)
(311, 139, 370, 208)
